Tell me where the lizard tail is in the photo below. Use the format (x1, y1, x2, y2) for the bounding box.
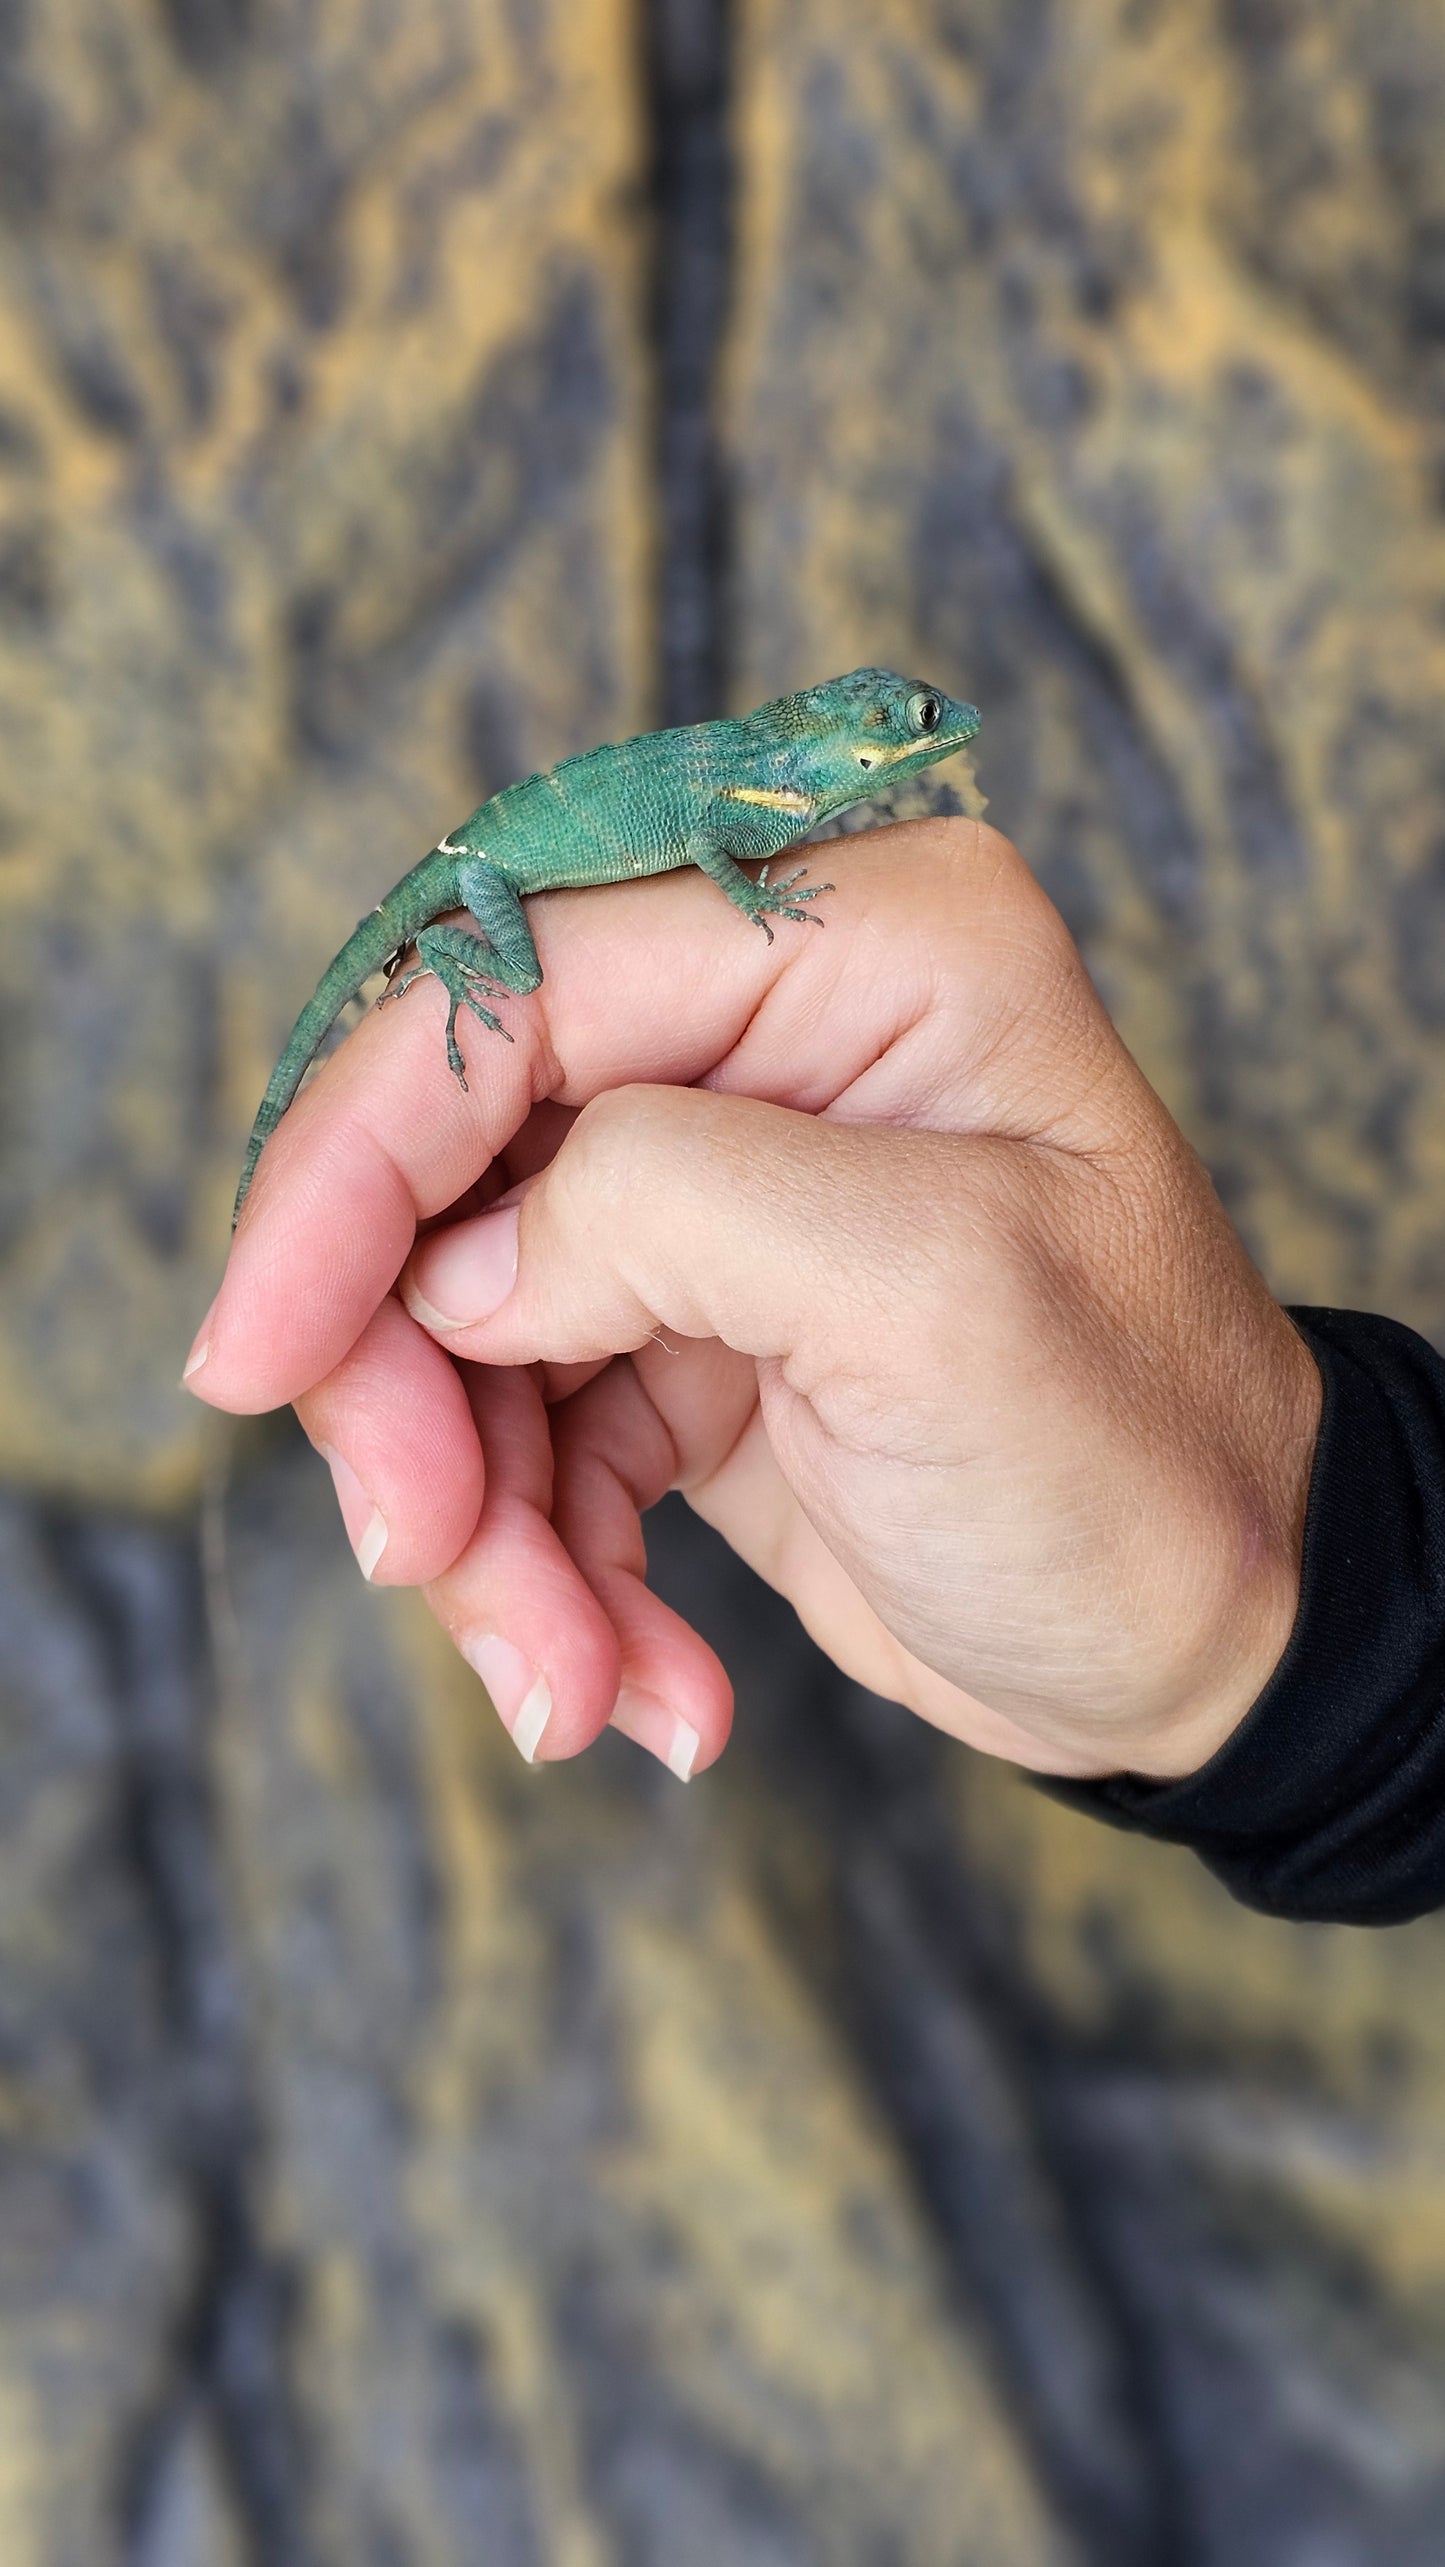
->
(232, 850, 455, 1227)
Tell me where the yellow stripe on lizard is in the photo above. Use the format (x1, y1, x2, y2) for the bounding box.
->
(718, 785, 815, 812)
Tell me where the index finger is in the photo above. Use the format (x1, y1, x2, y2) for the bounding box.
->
(186, 819, 1035, 1414)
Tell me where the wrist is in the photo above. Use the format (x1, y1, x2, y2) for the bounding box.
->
(1127, 1323, 1324, 1781)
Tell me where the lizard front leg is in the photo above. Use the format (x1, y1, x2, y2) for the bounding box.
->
(693, 836, 834, 945)
(382, 855, 543, 1087)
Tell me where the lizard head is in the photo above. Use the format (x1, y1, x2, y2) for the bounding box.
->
(770, 668, 981, 820)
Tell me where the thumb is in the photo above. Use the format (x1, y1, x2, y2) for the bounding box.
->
(400, 1082, 937, 1371)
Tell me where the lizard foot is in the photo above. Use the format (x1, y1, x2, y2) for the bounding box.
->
(750, 863, 834, 932)
(757, 862, 830, 898)
(382, 922, 516, 1087)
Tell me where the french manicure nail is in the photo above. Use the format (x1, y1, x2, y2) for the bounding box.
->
(610, 1689, 700, 1783)
(405, 1203, 521, 1330)
(181, 1296, 219, 1385)
(317, 1443, 389, 1581)
(463, 1632, 552, 1764)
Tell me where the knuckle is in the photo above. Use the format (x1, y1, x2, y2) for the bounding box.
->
(947, 818, 1070, 945)
(559, 1083, 709, 1214)
(571, 1079, 688, 1154)
(914, 814, 1020, 891)
(923, 820, 1093, 1016)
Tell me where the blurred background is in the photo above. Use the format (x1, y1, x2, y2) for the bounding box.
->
(4, 1, 1445, 2559)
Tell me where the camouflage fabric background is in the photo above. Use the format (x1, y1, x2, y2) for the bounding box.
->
(2, 2, 1444, 2559)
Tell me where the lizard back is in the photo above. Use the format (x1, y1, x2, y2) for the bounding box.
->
(443, 713, 785, 893)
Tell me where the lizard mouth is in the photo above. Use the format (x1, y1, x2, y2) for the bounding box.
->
(866, 709, 981, 767)
(935, 703, 982, 750)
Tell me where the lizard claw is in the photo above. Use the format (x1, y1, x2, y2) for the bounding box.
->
(745, 862, 833, 936)
(744, 867, 836, 939)
(443, 1006, 470, 1085)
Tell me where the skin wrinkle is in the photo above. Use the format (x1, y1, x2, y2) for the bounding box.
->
(846, 943, 1053, 1136)
(724, 1413, 1083, 1769)
(822, 1008, 939, 1124)
(699, 920, 824, 1088)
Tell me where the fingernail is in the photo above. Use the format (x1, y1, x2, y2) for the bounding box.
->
(181, 1296, 218, 1386)
(317, 1443, 388, 1581)
(405, 1204, 521, 1331)
(463, 1632, 552, 1764)
(610, 1689, 700, 1783)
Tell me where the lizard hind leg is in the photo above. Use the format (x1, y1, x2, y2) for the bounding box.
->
(393, 922, 515, 1089)
(383, 861, 542, 1088)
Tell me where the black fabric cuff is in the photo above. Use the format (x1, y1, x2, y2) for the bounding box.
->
(1038, 1308, 1445, 1925)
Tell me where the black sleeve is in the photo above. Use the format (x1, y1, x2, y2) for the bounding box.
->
(1037, 1308, 1445, 1926)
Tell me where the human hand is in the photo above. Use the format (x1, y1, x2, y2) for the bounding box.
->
(185, 819, 1321, 1786)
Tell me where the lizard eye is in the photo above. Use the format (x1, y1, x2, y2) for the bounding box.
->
(908, 691, 942, 733)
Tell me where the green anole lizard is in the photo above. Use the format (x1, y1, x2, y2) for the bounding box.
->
(233, 668, 980, 1222)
